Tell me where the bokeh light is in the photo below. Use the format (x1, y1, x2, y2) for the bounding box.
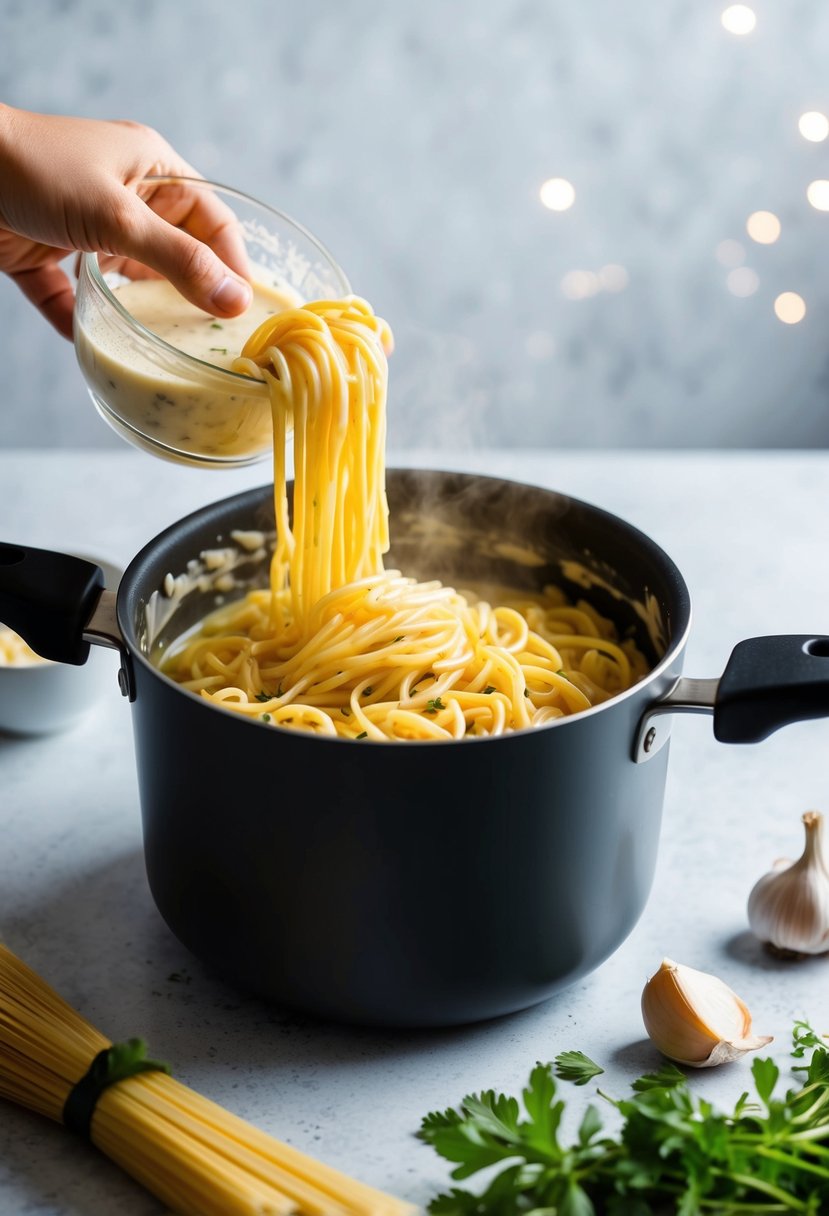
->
(799, 112, 829, 142)
(774, 292, 806, 324)
(598, 264, 629, 292)
(746, 211, 781, 244)
(560, 270, 600, 300)
(726, 267, 759, 297)
(721, 5, 756, 35)
(807, 180, 829, 211)
(716, 239, 745, 267)
(540, 178, 576, 211)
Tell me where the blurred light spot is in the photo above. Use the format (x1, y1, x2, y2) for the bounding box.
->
(799, 111, 829, 142)
(560, 270, 600, 300)
(774, 292, 806, 324)
(727, 267, 759, 297)
(746, 211, 781, 244)
(807, 180, 829, 210)
(598, 264, 629, 292)
(716, 239, 746, 267)
(721, 5, 756, 34)
(525, 331, 556, 360)
(540, 178, 575, 211)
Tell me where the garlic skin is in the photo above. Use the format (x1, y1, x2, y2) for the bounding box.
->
(641, 959, 773, 1068)
(747, 811, 829, 955)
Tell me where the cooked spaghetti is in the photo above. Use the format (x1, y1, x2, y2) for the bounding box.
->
(0, 942, 415, 1215)
(161, 297, 649, 739)
(0, 625, 50, 666)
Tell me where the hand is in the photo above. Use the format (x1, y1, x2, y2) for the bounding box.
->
(0, 105, 253, 339)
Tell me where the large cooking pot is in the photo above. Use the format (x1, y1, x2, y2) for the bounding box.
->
(2, 470, 828, 1028)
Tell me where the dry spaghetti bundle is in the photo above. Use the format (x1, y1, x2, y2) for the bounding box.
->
(0, 943, 415, 1216)
(162, 296, 649, 740)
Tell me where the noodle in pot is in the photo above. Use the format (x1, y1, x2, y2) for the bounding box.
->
(161, 298, 649, 740)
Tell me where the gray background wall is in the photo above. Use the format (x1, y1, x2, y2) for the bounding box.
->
(2, 0, 829, 450)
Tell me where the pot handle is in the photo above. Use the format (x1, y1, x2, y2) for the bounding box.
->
(634, 635, 829, 762)
(0, 542, 109, 664)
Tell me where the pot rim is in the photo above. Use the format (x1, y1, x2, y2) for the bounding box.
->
(117, 468, 693, 747)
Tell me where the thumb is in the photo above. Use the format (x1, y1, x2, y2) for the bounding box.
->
(113, 194, 253, 318)
(11, 263, 76, 339)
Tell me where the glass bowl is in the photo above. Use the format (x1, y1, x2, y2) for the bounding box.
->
(74, 178, 350, 469)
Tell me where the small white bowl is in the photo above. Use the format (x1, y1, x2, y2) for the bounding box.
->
(0, 558, 122, 736)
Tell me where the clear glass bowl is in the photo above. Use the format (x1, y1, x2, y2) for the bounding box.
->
(74, 178, 350, 469)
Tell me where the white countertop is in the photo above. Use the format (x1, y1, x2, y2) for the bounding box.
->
(2, 448, 829, 1214)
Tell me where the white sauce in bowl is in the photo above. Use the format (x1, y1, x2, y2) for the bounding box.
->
(75, 278, 297, 465)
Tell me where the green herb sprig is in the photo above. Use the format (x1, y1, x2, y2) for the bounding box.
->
(418, 1022, 829, 1214)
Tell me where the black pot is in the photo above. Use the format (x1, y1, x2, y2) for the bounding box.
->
(2, 470, 828, 1028)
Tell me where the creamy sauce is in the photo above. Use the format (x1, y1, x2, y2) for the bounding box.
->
(75, 278, 298, 465)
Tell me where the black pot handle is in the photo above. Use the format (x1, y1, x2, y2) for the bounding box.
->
(635, 635, 829, 761)
(715, 635, 829, 742)
(0, 542, 105, 664)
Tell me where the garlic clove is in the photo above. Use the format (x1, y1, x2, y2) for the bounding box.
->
(641, 958, 773, 1068)
(748, 811, 829, 955)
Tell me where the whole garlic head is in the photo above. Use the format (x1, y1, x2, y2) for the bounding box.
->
(641, 959, 772, 1068)
(748, 811, 829, 956)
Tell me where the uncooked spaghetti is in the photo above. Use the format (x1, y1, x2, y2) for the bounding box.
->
(161, 297, 649, 739)
(0, 942, 415, 1215)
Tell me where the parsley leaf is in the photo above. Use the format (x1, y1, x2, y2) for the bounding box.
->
(426, 696, 446, 713)
(554, 1050, 604, 1086)
(419, 1022, 829, 1214)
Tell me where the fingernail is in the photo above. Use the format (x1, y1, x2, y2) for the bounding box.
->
(211, 277, 252, 313)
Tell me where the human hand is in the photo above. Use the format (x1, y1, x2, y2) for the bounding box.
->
(0, 105, 252, 339)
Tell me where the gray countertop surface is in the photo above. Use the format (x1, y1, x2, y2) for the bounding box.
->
(2, 448, 829, 1214)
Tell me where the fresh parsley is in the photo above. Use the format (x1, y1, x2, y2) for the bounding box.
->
(255, 691, 271, 702)
(426, 697, 446, 714)
(418, 1022, 829, 1214)
(553, 1051, 604, 1086)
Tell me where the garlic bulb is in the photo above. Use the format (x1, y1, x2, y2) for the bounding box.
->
(641, 959, 772, 1068)
(747, 811, 829, 955)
